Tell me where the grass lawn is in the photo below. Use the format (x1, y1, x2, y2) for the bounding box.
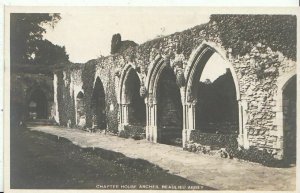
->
(10, 127, 214, 189)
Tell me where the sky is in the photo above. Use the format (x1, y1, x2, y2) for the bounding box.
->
(200, 52, 229, 82)
(43, 8, 229, 81)
(43, 7, 210, 63)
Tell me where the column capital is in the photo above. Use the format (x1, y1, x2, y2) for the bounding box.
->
(185, 100, 197, 107)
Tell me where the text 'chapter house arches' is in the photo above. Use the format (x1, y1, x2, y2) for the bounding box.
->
(28, 88, 48, 120)
(91, 77, 107, 130)
(184, 43, 242, 144)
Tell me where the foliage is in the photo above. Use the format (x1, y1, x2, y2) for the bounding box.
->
(10, 73, 53, 127)
(111, 33, 122, 54)
(226, 146, 283, 167)
(189, 130, 284, 167)
(210, 15, 296, 60)
(81, 61, 97, 128)
(105, 68, 119, 132)
(111, 33, 138, 54)
(56, 71, 76, 126)
(119, 125, 146, 140)
(10, 13, 69, 66)
(190, 130, 238, 148)
(33, 39, 69, 65)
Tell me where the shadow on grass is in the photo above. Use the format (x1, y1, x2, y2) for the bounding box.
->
(11, 127, 216, 190)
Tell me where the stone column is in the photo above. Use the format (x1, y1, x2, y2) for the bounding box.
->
(118, 103, 129, 132)
(145, 97, 158, 143)
(238, 99, 249, 149)
(53, 74, 60, 124)
(145, 102, 150, 140)
(123, 104, 129, 125)
(182, 102, 196, 147)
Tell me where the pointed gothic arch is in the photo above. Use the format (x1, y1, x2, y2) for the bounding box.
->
(145, 56, 183, 144)
(27, 88, 48, 119)
(275, 73, 296, 163)
(76, 91, 85, 127)
(183, 42, 245, 147)
(91, 77, 107, 130)
(118, 64, 146, 130)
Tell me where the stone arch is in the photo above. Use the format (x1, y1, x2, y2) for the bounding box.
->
(27, 88, 48, 120)
(118, 64, 146, 130)
(145, 56, 166, 102)
(145, 56, 183, 144)
(75, 90, 85, 127)
(184, 42, 240, 102)
(91, 77, 107, 130)
(274, 72, 296, 162)
(183, 42, 245, 147)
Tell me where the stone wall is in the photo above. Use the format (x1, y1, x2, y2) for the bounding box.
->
(54, 15, 296, 158)
(11, 72, 54, 126)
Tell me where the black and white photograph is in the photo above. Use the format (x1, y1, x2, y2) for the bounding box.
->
(4, 6, 298, 192)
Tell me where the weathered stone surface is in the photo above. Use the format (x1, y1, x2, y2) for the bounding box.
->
(53, 16, 296, 158)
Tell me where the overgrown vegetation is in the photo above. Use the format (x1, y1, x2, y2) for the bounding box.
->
(190, 131, 238, 149)
(10, 13, 69, 69)
(119, 125, 146, 140)
(56, 70, 76, 126)
(210, 15, 297, 60)
(10, 73, 54, 127)
(188, 130, 287, 167)
(226, 146, 284, 167)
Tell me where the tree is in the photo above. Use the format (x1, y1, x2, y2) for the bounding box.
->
(10, 13, 69, 65)
(33, 39, 69, 65)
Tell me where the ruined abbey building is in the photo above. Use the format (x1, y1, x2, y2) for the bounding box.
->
(28, 15, 297, 165)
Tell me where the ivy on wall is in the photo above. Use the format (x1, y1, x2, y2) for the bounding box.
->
(54, 15, 296, 157)
(105, 68, 119, 133)
(11, 73, 54, 127)
(210, 15, 296, 60)
(56, 70, 76, 126)
(81, 61, 97, 128)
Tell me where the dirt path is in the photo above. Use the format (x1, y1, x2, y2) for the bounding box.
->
(30, 125, 296, 191)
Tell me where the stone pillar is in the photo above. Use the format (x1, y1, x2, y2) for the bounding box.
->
(118, 103, 129, 132)
(237, 99, 249, 149)
(145, 97, 158, 143)
(53, 74, 60, 124)
(182, 102, 196, 147)
(123, 104, 129, 125)
(145, 102, 150, 140)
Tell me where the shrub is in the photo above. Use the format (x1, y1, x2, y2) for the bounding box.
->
(119, 125, 146, 140)
(190, 130, 238, 149)
(118, 130, 130, 138)
(188, 130, 285, 167)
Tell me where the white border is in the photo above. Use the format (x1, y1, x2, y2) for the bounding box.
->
(3, 5, 300, 193)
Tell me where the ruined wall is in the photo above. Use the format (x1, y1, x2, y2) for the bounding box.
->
(54, 15, 296, 155)
(11, 72, 54, 126)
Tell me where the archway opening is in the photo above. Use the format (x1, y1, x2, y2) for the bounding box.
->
(124, 69, 146, 127)
(283, 75, 296, 164)
(76, 91, 86, 127)
(157, 67, 183, 146)
(91, 77, 106, 130)
(28, 89, 48, 120)
(195, 53, 239, 134)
